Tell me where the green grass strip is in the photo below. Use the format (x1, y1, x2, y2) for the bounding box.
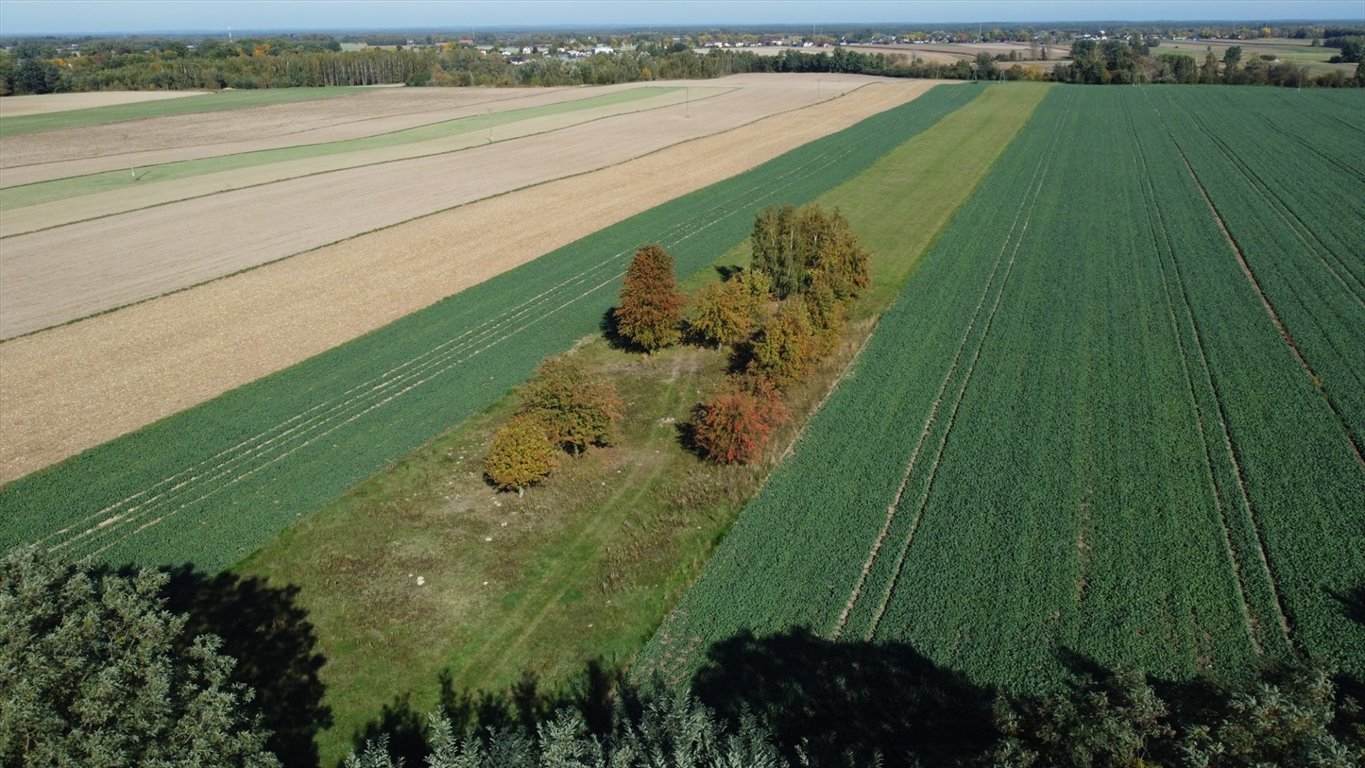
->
(0, 83, 982, 574)
(0, 86, 374, 137)
(1, 87, 685, 210)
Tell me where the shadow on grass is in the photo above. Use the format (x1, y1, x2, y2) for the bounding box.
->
(692, 628, 995, 767)
(347, 629, 993, 767)
(347, 661, 624, 767)
(160, 567, 332, 768)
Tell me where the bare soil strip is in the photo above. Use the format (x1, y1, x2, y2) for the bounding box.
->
(0, 77, 936, 483)
(0, 90, 209, 117)
(0, 78, 866, 337)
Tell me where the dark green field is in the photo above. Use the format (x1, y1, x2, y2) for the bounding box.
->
(642, 86, 1365, 690)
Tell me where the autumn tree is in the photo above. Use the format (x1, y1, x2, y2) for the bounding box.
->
(0, 547, 280, 768)
(520, 355, 623, 455)
(484, 414, 557, 494)
(751, 204, 805, 298)
(751, 204, 869, 300)
(692, 380, 788, 465)
(747, 300, 816, 388)
(688, 278, 764, 347)
(614, 244, 685, 352)
(804, 208, 870, 301)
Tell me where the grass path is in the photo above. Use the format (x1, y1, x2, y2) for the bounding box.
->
(0, 86, 373, 137)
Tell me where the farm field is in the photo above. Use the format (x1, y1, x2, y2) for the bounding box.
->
(0, 82, 982, 572)
(0, 83, 660, 184)
(0, 75, 876, 338)
(0, 77, 938, 483)
(236, 82, 1049, 763)
(0, 85, 376, 136)
(642, 85, 1365, 691)
(850, 41, 1067, 64)
(0, 89, 210, 117)
(0, 86, 719, 235)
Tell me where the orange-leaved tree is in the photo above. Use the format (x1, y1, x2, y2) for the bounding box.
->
(615, 244, 685, 353)
(692, 378, 788, 465)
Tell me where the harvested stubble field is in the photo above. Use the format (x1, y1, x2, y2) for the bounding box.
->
(0, 75, 939, 484)
(0, 83, 642, 184)
(0, 89, 210, 118)
(0, 75, 875, 338)
(0, 87, 716, 236)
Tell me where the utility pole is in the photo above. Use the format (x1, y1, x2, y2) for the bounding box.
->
(487, 107, 492, 142)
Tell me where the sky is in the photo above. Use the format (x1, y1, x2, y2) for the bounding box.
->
(1, 0, 1362, 35)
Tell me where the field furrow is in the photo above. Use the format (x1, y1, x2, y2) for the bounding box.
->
(644, 85, 1364, 692)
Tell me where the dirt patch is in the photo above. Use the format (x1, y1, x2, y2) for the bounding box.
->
(0, 90, 209, 117)
(0, 77, 937, 483)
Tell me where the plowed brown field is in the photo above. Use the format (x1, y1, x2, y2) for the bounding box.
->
(0, 75, 938, 483)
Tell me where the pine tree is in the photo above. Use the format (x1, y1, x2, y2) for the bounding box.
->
(615, 244, 685, 352)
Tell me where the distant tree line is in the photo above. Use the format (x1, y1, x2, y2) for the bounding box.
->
(4, 30, 1362, 96)
(1052, 36, 1364, 87)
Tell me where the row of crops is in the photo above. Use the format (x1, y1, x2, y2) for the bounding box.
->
(642, 86, 1365, 692)
(0, 83, 982, 573)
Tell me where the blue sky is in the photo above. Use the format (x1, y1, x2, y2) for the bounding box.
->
(1, 1, 1361, 35)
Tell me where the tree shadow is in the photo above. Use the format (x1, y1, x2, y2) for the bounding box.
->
(160, 566, 332, 768)
(691, 627, 996, 767)
(1328, 583, 1365, 627)
(347, 659, 625, 766)
(714, 264, 745, 282)
(599, 306, 635, 352)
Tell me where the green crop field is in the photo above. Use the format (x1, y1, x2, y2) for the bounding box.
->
(0, 83, 982, 574)
(0, 86, 699, 210)
(641, 86, 1365, 692)
(0, 86, 374, 136)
